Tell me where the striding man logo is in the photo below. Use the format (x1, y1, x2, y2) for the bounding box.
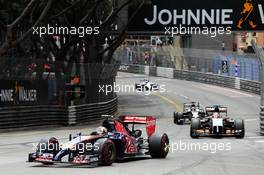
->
(237, 0, 257, 29)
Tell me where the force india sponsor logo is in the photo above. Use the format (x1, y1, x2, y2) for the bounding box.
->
(0, 86, 37, 102)
(144, 0, 264, 36)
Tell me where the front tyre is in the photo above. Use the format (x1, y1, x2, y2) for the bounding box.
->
(36, 137, 59, 154)
(190, 118, 201, 138)
(95, 138, 116, 166)
(149, 133, 169, 158)
(28, 153, 35, 162)
(36, 137, 59, 165)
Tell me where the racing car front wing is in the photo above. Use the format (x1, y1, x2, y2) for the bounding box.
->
(28, 153, 100, 166)
(192, 129, 244, 137)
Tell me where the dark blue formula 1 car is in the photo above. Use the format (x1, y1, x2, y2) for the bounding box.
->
(28, 115, 169, 166)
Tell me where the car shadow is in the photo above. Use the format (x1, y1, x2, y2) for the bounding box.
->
(116, 156, 151, 163)
(28, 157, 152, 168)
(29, 164, 98, 169)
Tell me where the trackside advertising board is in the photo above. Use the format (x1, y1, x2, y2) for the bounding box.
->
(0, 80, 48, 106)
(128, 0, 264, 34)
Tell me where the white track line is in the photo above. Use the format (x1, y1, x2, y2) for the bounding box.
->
(247, 136, 264, 139)
(180, 94, 189, 99)
(255, 140, 264, 143)
(244, 119, 258, 122)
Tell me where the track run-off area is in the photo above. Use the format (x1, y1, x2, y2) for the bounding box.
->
(0, 72, 263, 175)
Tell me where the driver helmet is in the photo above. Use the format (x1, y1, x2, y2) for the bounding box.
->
(102, 119, 110, 129)
(214, 106, 220, 113)
(96, 126, 107, 135)
(191, 103, 196, 111)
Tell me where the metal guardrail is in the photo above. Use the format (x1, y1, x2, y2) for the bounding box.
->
(260, 106, 264, 135)
(0, 98, 118, 130)
(0, 62, 119, 130)
(174, 70, 237, 89)
(119, 64, 261, 95)
(0, 105, 67, 129)
(68, 97, 118, 125)
(240, 79, 261, 94)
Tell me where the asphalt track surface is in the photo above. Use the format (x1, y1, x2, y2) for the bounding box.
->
(0, 72, 264, 175)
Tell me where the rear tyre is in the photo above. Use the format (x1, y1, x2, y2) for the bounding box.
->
(149, 133, 169, 158)
(95, 138, 116, 166)
(235, 119, 245, 138)
(190, 118, 201, 138)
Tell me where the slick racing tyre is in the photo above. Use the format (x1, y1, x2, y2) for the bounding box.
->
(149, 133, 169, 158)
(36, 137, 59, 155)
(190, 118, 201, 138)
(36, 137, 59, 165)
(174, 112, 183, 125)
(28, 153, 35, 162)
(235, 119, 245, 138)
(95, 138, 116, 166)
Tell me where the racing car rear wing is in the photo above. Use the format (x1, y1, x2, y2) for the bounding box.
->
(119, 115, 156, 137)
(205, 106, 227, 115)
(184, 102, 200, 107)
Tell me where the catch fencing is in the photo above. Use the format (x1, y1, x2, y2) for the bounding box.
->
(0, 97, 117, 130)
(115, 47, 259, 81)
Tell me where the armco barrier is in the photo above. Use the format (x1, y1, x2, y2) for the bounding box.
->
(174, 70, 236, 90)
(68, 97, 118, 125)
(157, 67, 174, 79)
(0, 105, 67, 129)
(149, 66, 157, 76)
(0, 98, 118, 130)
(260, 106, 264, 135)
(240, 79, 261, 94)
(119, 64, 261, 95)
